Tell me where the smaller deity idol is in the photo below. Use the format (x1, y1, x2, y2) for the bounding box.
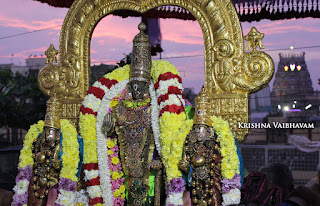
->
(180, 87, 222, 206)
(27, 98, 62, 205)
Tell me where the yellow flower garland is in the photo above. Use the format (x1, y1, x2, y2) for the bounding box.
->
(150, 60, 193, 181)
(122, 98, 151, 108)
(80, 64, 130, 165)
(18, 120, 44, 168)
(159, 113, 193, 180)
(210, 116, 240, 180)
(151, 60, 180, 81)
(15, 119, 80, 206)
(60, 119, 80, 182)
(80, 60, 190, 204)
(79, 113, 97, 164)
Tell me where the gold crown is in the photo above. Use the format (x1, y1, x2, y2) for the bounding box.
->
(130, 22, 152, 82)
(44, 96, 62, 129)
(193, 86, 211, 126)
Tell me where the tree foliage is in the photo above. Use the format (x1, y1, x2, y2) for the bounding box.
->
(0, 69, 48, 130)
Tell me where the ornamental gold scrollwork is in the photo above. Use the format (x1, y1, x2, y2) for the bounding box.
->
(37, 0, 274, 141)
(210, 27, 274, 141)
(241, 50, 274, 93)
(38, 45, 82, 98)
(212, 36, 273, 93)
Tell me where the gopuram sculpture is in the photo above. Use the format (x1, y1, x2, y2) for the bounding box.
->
(180, 87, 242, 206)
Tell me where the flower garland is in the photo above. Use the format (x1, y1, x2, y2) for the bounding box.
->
(12, 120, 44, 206)
(80, 65, 130, 206)
(122, 98, 151, 108)
(55, 119, 80, 206)
(12, 119, 81, 206)
(96, 80, 128, 206)
(210, 115, 241, 206)
(151, 60, 193, 206)
(80, 60, 190, 206)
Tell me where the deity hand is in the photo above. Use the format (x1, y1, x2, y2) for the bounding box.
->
(102, 113, 115, 136)
(179, 159, 189, 172)
(149, 160, 162, 171)
(52, 143, 61, 170)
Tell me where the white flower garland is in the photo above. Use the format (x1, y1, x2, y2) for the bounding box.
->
(149, 82, 162, 156)
(13, 120, 80, 206)
(156, 79, 183, 96)
(96, 80, 128, 205)
(222, 188, 241, 206)
(75, 190, 89, 206)
(159, 94, 183, 109)
(95, 80, 162, 205)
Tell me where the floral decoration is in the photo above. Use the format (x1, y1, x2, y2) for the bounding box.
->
(55, 119, 80, 205)
(210, 115, 241, 205)
(12, 120, 44, 206)
(80, 65, 129, 205)
(80, 60, 191, 206)
(122, 98, 150, 108)
(151, 61, 193, 206)
(12, 119, 81, 206)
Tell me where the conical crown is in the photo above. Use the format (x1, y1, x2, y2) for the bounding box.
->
(194, 86, 211, 126)
(44, 96, 61, 129)
(130, 22, 152, 82)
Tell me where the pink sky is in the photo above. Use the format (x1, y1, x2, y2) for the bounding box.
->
(1, 0, 320, 93)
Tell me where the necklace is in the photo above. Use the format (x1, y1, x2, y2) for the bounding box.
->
(122, 98, 151, 108)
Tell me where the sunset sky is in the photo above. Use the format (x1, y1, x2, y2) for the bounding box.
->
(1, 0, 320, 93)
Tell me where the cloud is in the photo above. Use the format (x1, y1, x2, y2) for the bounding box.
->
(92, 16, 140, 42)
(0, 47, 47, 59)
(160, 19, 203, 45)
(0, 14, 63, 31)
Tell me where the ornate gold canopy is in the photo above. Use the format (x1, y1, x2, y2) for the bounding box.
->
(38, 0, 274, 142)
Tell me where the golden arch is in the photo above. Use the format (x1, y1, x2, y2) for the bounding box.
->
(38, 0, 274, 141)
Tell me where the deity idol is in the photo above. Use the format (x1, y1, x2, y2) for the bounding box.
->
(101, 22, 163, 206)
(25, 98, 62, 205)
(11, 96, 83, 206)
(179, 87, 223, 206)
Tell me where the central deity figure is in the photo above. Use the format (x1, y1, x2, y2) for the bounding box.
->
(101, 22, 162, 206)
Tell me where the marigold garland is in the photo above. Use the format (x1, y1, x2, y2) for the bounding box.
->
(80, 66, 130, 205)
(80, 60, 190, 206)
(13, 119, 81, 206)
(55, 119, 80, 205)
(12, 120, 44, 206)
(151, 60, 192, 206)
(18, 121, 44, 168)
(210, 115, 241, 205)
(122, 98, 151, 108)
(60, 119, 80, 182)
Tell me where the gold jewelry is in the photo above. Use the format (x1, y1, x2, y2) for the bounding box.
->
(130, 22, 152, 83)
(193, 86, 211, 126)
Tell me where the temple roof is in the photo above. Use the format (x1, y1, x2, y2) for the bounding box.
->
(33, 0, 320, 22)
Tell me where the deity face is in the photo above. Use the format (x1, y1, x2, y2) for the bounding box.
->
(44, 127, 60, 142)
(128, 80, 149, 100)
(192, 124, 212, 142)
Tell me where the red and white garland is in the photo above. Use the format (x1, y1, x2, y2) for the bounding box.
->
(79, 60, 192, 206)
(80, 65, 129, 206)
